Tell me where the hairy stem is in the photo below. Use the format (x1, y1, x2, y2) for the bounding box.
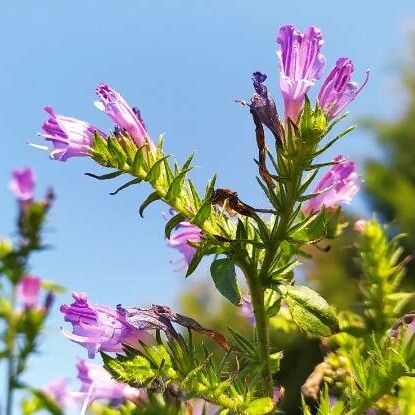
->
(240, 261, 273, 397)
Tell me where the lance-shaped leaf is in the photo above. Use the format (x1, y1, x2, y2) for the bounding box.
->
(110, 178, 142, 195)
(107, 136, 127, 168)
(139, 191, 161, 217)
(84, 170, 124, 180)
(278, 284, 339, 336)
(210, 258, 241, 306)
(165, 168, 192, 202)
(164, 212, 186, 239)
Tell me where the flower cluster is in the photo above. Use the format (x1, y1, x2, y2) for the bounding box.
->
(249, 24, 365, 215)
(35, 84, 149, 161)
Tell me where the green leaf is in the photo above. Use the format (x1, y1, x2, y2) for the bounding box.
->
(278, 284, 339, 336)
(165, 213, 186, 239)
(139, 191, 161, 217)
(84, 170, 124, 180)
(164, 168, 191, 202)
(110, 178, 142, 195)
(107, 136, 127, 168)
(145, 155, 170, 183)
(192, 202, 212, 228)
(210, 258, 241, 305)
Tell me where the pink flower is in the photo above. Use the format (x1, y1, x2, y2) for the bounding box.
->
(277, 25, 325, 122)
(95, 83, 149, 148)
(167, 221, 203, 266)
(18, 276, 41, 309)
(303, 156, 360, 214)
(60, 292, 149, 358)
(40, 106, 102, 161)
(9, 168, 35, 202)
(318, 58, 369, 120)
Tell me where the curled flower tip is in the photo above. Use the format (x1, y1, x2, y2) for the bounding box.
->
(18, 275, 41, 309)
(250, 72, 283, 146)
(277, 24, 325, 122)
(167, 220, 203, 268)
(318, 58, 370, 119)
(303, 155, 361, 214)
(9, 168, 36, 202)
(76, 359, 141, 403)
(60, 292, 149, 358)
(40, 106, 101, 162)
(95, 83, 149, 148)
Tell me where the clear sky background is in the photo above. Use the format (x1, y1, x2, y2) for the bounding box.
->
(1, 0, 415, 412)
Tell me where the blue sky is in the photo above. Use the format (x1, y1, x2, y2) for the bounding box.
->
(1, 0, 415, 411)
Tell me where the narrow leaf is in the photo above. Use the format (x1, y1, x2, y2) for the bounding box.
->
(139, 191, 161, 217)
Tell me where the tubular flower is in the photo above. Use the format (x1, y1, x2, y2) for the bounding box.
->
(60, 292, 148, 358)
(318, 58, 369, 119)
(40, 106, 100, 161)
(277, 25, 325, 122)
(9, 168, 36, 202)
(95, 83, 149, 147)
(250, 72, 282, 144)
(75, 360, 141, 403)
(168, 221, 203, 266)
(303, 155, 360, 214)
(18, 275, 41, 309)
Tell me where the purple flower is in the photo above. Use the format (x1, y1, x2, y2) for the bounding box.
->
(168, 221, 203, 266)
(9, 168, 35, 202)
(18, 276, 41, 309)
(42, 378, 73, 408)
(60, 292, 148, 358)
(40, 106, 100, 161)
(277, 25, 325, 122)
(303, 156, 360, 214)
(95, 83, 149, 148)
(240, 296, 255, 325)
(250, 72, 282, 145)
(76, 360, 141, 403)
(318, 58, 369, 119)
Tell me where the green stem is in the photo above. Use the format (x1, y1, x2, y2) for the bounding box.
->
(240, 261, 273, 397)
(6, 286, 17, 415)
(251, 282, 273, 396)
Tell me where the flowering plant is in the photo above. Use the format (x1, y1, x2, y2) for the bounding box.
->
(2, 23, 414, 415)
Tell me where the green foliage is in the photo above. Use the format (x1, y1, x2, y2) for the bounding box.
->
(103, 333, 275, 414)
(210, 258, 241, 305)
(278, 284, 339, 337)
